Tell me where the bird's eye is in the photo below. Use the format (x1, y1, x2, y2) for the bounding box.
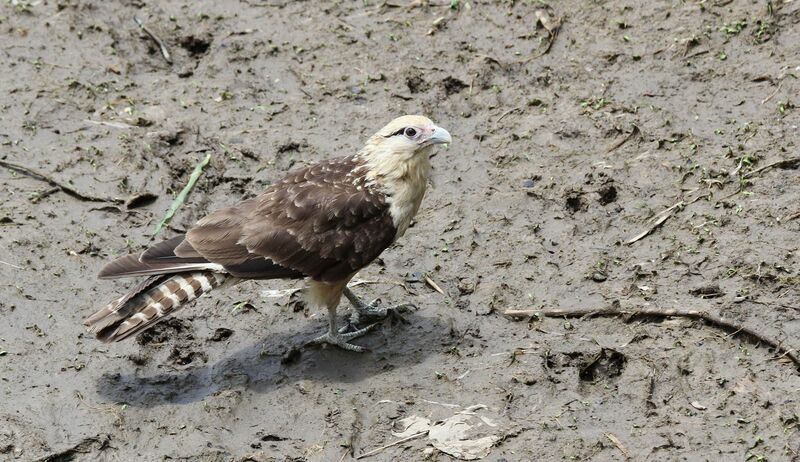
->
(404, 127, 417, 138)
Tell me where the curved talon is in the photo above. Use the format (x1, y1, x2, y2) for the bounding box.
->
(310, 323, 378, 352)
(338, 319, 359, 334)
(359, 302, 414, 319)
(342, 287, 415, 331)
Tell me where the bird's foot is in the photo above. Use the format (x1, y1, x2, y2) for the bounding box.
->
(307, 324, 378, 353)
(339, 299, 414, 334)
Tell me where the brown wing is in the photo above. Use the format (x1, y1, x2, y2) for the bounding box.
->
(181, 156, 397, 282)
(98, 235, 223, 279)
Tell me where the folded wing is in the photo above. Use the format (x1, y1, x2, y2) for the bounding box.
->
(180, 155, 397, 282)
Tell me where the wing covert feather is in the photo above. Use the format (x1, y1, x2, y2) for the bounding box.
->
(184, 156, 397, 282)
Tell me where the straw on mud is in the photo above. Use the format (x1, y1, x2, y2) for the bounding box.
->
(604, 432, 631, 460)
(0, 160, 123, 204)
(742, 156, 800, 179)
(0, 260, 23, 270)
(84, 119, 137, 129)
(626, 192, 709, 245)
(784, 211, 800, 222)
(424, 274, 446, 296)
(626, 200, 684, 245)
(356, 431, 428, 459)
(153, 152, 212, 236)
(518, 8, 561, 63)
(504, 307, 800, 370)
(134, 17, 172, 64)
(495, 106, 523, 125)
(760, 80, 782, 105)
(605, 125, 640, 153)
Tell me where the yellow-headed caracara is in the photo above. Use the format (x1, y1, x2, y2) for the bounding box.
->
(85, 115, 451, 351)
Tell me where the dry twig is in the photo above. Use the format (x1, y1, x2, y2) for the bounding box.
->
(626, 200, 685, 245)
(626, 193, 708, 244)
(84, 119, 136, 129)
(0, 160, 123, 203)
(424, 274, 446, 296)
(604, 432, 631, 460)
(0, 260, 23, 270)
(743, 157, 800, 179)
(504, 307, 800, 370)
(356, 431, 428, 459)
(495, 106, 523, 124)
(605, 125, 640, 153)
(783, 211, 800, 222)
(134, 17, 172, 64)
(760, 80, 783, 105)
(519, 9, 561, 63)
(682, 48, 710, 60)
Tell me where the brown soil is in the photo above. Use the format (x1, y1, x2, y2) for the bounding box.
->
(1, 1, 799, 461)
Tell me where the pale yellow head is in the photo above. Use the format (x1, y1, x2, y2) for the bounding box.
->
(358, 115, 451, 237)
(366, 115, 451, 157)
(359, 115, 451, 182)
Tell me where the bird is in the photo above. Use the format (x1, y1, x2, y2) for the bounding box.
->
(84, 115, 452, 352)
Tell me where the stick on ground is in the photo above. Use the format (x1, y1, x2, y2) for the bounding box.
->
(743, 157, 800, 179)
(626, 192, 709, 245)
(626, 200, 684, 245)
(134, 17, 172, 64)
(604, 432, 631, 460)
(504, 307, 800, 370)
(518, 8, 561, 63)
(605, 125, 640, 154)
(0, 160, 123, 204)
(153, 151, 212, 236)
(356, 431, 428, 460)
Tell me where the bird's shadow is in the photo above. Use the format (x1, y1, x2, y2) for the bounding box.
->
(95, 313, 449, 407)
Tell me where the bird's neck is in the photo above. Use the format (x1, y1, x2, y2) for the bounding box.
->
(358, 147, 432, 239)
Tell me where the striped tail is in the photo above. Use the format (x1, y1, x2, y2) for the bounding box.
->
(85, 271, 227, 343)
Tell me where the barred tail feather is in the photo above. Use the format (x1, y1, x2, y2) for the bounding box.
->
(85, 271, 227, 343)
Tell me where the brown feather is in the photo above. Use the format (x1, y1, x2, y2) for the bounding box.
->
(181, 198, 260, 265)
(84, 274, 169, 333)
(85, 271, 227, 342)
(140, 235, 206, 264)
(179, 155, 398, 283)
(97, 252, 222, 279)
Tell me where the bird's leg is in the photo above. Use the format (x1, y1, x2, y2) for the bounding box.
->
(339, 287, 414, 333)
(309, 304, 377, 353)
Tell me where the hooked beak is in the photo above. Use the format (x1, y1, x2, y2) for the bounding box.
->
(426, 125, 452, 147)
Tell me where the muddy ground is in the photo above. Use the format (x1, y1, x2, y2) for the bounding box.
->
(1, 0, 800, 460)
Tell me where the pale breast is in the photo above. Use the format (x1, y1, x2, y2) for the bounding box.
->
(383, 158, 431, 240)
(387, 184, 426, 239)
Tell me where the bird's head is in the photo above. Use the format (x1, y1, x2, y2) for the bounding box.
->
(368, 114, 452, 156)
(359, 115, 451, 181)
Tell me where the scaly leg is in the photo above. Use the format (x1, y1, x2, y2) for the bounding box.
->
(339, 287, 414, 333)
(309, 304, 377, 352)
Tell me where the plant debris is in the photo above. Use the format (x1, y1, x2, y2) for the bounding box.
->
(387, 405, 503, 460)
(0, 160, 123, 204)
(153, 151, 212, 235)
(134, 16, 172, 64)
(505, 307, 800, 370)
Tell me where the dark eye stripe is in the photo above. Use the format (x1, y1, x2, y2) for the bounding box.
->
(384, 128, 409, 138)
